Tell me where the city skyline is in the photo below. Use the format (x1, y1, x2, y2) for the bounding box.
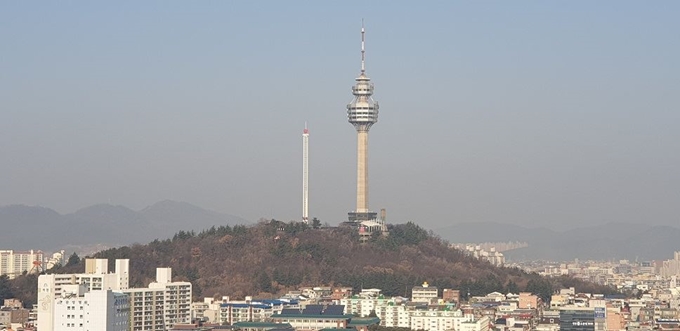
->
(1, 2, 680, 231)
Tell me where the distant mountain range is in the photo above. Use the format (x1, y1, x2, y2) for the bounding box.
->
(0, 200, 250, 252)
(434, 222, 680, 261)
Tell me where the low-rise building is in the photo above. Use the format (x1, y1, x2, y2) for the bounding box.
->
(412, 282, 438, 304)
(270, 305, 354, 331)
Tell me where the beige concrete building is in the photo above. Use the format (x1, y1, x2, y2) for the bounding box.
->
(412, 282, 438, 304)
(519, 292, 539, 309)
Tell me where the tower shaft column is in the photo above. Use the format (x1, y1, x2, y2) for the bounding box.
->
(356, 130, 369, 213)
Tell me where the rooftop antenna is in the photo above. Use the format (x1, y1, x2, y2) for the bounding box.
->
(361, 19, 366, 74)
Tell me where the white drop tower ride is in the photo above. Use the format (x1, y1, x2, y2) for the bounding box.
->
(302, 123, 309, 224)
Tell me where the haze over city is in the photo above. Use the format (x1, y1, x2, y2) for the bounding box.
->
(2, 2, 679, 231)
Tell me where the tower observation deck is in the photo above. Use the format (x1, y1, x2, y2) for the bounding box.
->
(347, 22, 379, 223)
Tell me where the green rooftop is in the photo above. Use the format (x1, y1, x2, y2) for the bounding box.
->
(348, 317, 381, 326)
(270, 314, 352, 319)
(232, 322, 293, 329)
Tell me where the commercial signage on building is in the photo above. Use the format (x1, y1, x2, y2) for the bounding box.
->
(594, 308, 606, 319)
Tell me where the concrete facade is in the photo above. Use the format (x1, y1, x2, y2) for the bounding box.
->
(124, 267, 192, 331)
(0, 250, 44, 279)
(53, 284, 129, 331)
(37, 258, 130, 331)
(412, 283, 438, 304)
(356, 130, 369, 213)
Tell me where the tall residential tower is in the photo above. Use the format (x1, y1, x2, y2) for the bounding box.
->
(347, 23, 379, 223)
(302, 123, 309, 223)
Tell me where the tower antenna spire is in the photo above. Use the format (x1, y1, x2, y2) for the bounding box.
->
(361, 19, 366, 73)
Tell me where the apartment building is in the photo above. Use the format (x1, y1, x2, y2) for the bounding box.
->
(410, 309, 473, 331)
(340, 293, 397, 317)
(124, 267, 192, 331)
(53, 284, 129, 331)
(218, 303, 274, 325)
(0, 250, 44, 279)
(374, 304, 410, 328)
(37, 258, 130, 331)
(197, 297, 299, 325)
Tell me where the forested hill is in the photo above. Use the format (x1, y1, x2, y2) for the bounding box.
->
(8, 221, 616, 306)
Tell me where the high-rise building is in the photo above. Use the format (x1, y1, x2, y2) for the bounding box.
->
(124, 267, 192, 331)
(302, 123, 310, 223)
(53, 284, 129, 331)
(37, 258, 130, 331)
(37, 261, 189, 331)
(0, 250, 44, 279)
(346, 22, 380, 224)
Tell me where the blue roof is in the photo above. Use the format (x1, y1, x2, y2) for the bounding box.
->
(262, 300, 286, 305)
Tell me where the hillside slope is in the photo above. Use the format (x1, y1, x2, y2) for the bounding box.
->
(9, 221, 616, 307)
(94, 222, 614, 299)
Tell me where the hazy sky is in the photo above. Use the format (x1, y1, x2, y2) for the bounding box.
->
(2, 2, 679, 230)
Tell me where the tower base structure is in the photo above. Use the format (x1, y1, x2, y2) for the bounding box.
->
(342, 211, 388, 243)
(347, 211, 378, 222)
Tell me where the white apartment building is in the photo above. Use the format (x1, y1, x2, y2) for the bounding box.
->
(124, 267, 191, 331)
(374, 304, 410, 328)
(341, 295, 397, 317)
(53, 284, 129, 331)
(191, 298, 211, 322)
(0, 250, 44, 279)
(410, 309, 470, 331)
(412, 282, 438, 304)
(197, 297, 300, 325)
(458, 316, 491, 331)
(217, 303, 274, 325)
(45, 250, 66, 270)
(38, 258, 130, 331)
(125, 288, 166, 330)
(376, 305, 488, 331)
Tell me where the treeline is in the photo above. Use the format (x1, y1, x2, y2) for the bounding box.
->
(9, 220, 618, 306)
